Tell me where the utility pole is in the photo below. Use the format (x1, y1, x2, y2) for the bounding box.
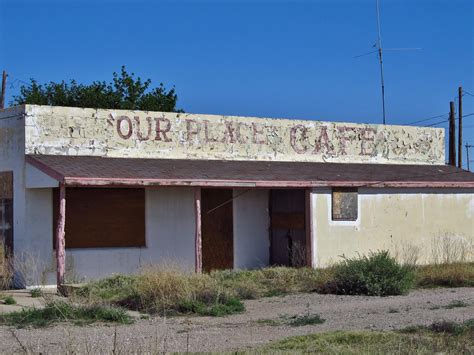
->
(458, 87, 463, 168)
(466, 144, 472, 172)
(0, 71, 7, 109)
(448, 101, 456, 166)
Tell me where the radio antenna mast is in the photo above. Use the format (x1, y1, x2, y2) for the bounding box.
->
(355, 0, 421, 125)
(376, 0, 386, 125)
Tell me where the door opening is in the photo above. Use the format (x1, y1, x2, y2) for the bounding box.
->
(269, 189, 306, 267)
(201, 188, 234, 272)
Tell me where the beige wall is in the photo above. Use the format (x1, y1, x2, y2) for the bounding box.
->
(24, 105, 444, 165)
(311, 188, 474, 267)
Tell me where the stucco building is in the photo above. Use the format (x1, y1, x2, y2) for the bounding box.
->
(1, 105, 473, 287)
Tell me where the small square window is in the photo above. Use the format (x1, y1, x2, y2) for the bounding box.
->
(332, 188, 358, 221)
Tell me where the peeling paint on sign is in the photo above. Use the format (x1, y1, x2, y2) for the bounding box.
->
(23, 105, 445, 164)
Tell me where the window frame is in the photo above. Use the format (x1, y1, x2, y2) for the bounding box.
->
(331, 187, 358, 222)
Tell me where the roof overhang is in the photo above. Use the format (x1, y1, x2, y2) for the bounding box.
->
(25, 155, 474, 189)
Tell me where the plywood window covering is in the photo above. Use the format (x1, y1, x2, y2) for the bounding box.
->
(332, 188, 358, 221)
(53, 188, 145, 249)
(0, 172, 13, 255)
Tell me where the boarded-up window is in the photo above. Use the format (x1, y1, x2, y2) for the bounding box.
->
(53, 188, 145, 249)
(0, 172, 13, 255)
(332, 188, 358, 221)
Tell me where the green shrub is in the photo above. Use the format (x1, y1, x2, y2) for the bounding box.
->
(323, 250, 415, 296)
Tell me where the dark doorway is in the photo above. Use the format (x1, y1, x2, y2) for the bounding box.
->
(270, 189, 306, 267)
(201, 188, 234, 272)
(0, 172, 13, 257)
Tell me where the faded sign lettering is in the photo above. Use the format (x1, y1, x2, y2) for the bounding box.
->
(24, 106, 445, 164)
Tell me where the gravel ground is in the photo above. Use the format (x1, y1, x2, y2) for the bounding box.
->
(1, 287, 473, 354)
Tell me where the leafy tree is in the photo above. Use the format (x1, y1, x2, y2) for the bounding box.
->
(13, 66, 182, 112)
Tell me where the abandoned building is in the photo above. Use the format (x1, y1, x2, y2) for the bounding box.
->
(0, 105, 473, 287)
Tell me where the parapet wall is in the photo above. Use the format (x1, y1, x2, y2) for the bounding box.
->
(23, 105, 445, 164)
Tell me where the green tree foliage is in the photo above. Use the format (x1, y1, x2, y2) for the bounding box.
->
(13, 66, 182, 112)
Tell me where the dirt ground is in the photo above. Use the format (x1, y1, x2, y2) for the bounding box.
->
(0, 287, 473, 354)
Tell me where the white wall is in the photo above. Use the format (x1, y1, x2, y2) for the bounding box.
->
(310, 188, 474, 267)
(233, 189, 270, 269)
(0, 108, 29, 286)
(22, 187, 196, 286)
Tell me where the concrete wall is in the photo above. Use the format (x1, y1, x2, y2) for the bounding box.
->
(21, 187, 196, 286)
(24, 105, 444, 165)
(0, 107, 29, 284)
(233, 189, 270, 269)
(310, 188, 474, 267)
(20, 185, 275, 285)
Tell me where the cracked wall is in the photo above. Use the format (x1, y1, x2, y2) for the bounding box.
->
(24, 105, 445, 164)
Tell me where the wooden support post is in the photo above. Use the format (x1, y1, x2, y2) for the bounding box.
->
(449, 101, 456, 166)
(305, 188, 313, 268)
(55, 183, 66, 288)
(458, 86, 463, 168)
(194, 187, 202, 273)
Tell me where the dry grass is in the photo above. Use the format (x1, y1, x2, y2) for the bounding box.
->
(0, 241, 13, 290)
(415, 262, 474, 288)
(77, 265, 325, 316)
(133, 265, 243, 315)
(431, 234, 472, 265)
(74, 250, 473, 317)
(80, 265, 245, 316)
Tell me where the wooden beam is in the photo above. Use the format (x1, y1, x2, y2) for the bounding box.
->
(55, 183, 66, 288)
(194, 187, 202, 273)
(305, 188, 313, 268)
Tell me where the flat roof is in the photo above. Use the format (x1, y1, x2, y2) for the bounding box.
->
(26, 155, 474, 188)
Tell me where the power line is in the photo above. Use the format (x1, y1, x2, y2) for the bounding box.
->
(402, 113, 449, 126)
(424, 119, 449, 127)
(411, 112, 474, 128)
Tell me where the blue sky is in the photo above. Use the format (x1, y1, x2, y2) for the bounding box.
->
(1, 0, 473, 166)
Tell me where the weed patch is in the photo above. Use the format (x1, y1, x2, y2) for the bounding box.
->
(442, 300, 469, 309)
(1, 295, 16, 305)
(256, 313, 325, 327)
(400, 319, 474, 336)
(0, 300, 133, 328)
(30, 288, 43, 298)
(287, 314, 325, 327)
(260, 320, 474, 354)
(178, 297, 244, 317)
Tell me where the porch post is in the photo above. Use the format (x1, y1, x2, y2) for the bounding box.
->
(56, 183, 66, 287)
(194, 187, 202, 273)
(305, 188, 313, 268)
